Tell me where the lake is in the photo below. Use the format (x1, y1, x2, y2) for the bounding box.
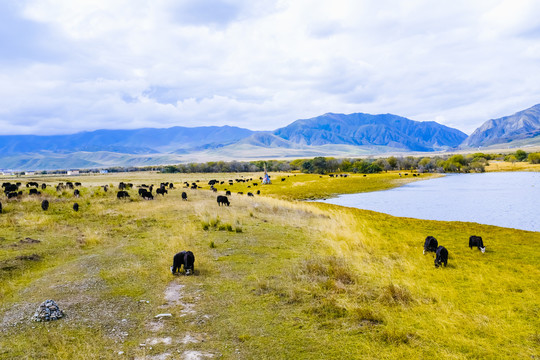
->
(317, 172, 539, 232)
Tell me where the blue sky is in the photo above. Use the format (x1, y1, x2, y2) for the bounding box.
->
(1, 0, 539, 135)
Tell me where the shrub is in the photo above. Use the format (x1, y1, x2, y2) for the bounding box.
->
(528, 152, 540, 164)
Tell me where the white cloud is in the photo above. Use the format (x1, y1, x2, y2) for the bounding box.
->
(0, 0, 538, 136)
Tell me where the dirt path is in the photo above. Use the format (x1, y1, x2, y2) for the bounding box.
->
(136, 281, 215, 360)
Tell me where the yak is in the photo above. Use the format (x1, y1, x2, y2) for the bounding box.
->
(181, 192, 188, 201)
(117, 191, 130, 199)
(217, 195, 230, 206)
(423, 236, 438, 254)
(434, 246, 448, 268)
(41, 200, 49, 211)
(469, 236, 486, 253)
(171, 250, 195, 275)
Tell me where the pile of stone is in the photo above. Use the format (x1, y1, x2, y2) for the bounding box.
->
(32, 300, 64, 322)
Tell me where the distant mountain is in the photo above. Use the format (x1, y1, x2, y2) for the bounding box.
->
(274, 113, 468, 151)
(461, 104, 540, 148)
(0, 111, 480, 170)
(0, 126, 254, 155)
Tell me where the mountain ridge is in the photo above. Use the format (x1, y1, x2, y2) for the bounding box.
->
(461, 104, 540, 148)
(1, 105, 539, 170)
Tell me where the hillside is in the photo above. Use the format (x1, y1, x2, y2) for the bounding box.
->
(0, 126, 255, 155)
(461, 104, 540, 148)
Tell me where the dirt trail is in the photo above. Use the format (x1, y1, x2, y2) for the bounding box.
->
(137, 281, 214, 360)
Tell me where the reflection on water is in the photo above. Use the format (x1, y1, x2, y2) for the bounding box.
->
(317, 172, 539, 232)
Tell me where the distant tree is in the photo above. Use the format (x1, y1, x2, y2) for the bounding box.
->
(515, 149, 528, 162)
(387, 156, 397, 169)
(505, 154, 518, 164)
(161, 165, 179, 173)
(527, 152, 540, 164)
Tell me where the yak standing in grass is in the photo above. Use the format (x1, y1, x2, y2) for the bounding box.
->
(423, 236, 438, 255)
(181, 192, 188, 201)
(469, 236, 486, 253)
(171, 251, 195, 275)
(117, 190, 130, 199)
(41, 200, 49, 211)
(217, 195, 230, 206)
(434, 246, 448, 268)
(73, 203, 79, 212)
(0, 201, 2, 213)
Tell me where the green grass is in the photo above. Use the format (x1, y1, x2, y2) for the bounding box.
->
(0, 172, 538, 359)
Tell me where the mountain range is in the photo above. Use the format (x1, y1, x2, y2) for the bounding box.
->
(1, 104, 539, 170)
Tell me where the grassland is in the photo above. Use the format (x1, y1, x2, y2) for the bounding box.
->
(0, 171, 538, 359)
(485, 160, 540, 172)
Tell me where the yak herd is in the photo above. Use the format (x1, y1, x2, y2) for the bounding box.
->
(1, 177, 267, 276)
(423, 235, 486, 268)
(3, 176, 488, 274)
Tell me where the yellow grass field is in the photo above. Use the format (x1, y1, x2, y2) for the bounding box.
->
(0, 171, 538, 359)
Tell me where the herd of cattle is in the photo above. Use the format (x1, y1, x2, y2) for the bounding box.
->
(423, 235, 486, 268)
(1, 175, 271, 216)
(3, 177, 487, 273)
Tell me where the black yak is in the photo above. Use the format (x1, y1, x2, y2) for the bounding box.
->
(423, 236, 438, 255)
(217, 195, 230, 206)
(156, 188, 167, 196)
(469, 236, 486, 253)
(171, 251, 195, 275)
(181, 192, 188, 201)
(117, 191, 130, 199)
(41, 200, 49, 211)
(434, 246, 448, 268)
(73, 203, 79, 212)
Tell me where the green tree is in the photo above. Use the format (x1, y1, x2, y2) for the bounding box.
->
(527, 152, 540, 164)
(515, 149, 528, 162)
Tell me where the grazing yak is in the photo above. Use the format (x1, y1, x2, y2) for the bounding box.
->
(73, 203, 79, 212)
(256, 190, 260, 195)
(434, 246, 448, 268)
(247, 192, 254, 197)
(117, 190, 130, 199)
(469, 236, 486, 253)
(74, 189, 80, 197)
(217, 195, 230, 206)
(0, 201, 2, 213)
(140, 190, 153, 200)
(156, 188, 167, 196)
(41, 200, 49, 211)
(181, 192, 188, 201)
(29, 188, 41, 195)
(423, 236, 438, 254)
(7, 192, 18, 199)
(3, 183, 18, 193)
(41, 183, 47, 190)
(225, 190, 231, 196)
(171, 250, 195, 275)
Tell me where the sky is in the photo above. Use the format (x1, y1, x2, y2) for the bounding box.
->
(1, 0, 539, 136)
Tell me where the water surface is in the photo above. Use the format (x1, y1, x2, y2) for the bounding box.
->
(317, 172, 539, 232)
